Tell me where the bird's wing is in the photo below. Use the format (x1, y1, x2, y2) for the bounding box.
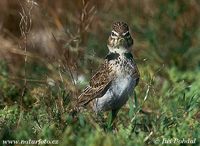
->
(78, 60, 114, 106)
(124, 52, 140, 86)
(131, 60, 140, 86)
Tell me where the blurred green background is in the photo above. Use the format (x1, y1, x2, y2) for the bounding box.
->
(0, 0, 200, 145)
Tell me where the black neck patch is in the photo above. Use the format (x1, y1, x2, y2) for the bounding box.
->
(124, 52, 133, 60)
(105, 52, 120, 61)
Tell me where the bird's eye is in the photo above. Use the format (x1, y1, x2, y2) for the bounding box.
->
(111, 32, 117, 37)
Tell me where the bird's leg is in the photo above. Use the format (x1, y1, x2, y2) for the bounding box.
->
(107, 109, 119, 129)
(133, 90, 138, 109)
(97, 112, 106, 125)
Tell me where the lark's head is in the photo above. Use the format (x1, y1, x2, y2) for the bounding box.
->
(107, 21, 133, 53)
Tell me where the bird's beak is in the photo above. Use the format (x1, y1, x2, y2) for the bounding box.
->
(118, 37, 125, 45)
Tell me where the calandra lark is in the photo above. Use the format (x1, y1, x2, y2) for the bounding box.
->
(78, 21, 140, 123)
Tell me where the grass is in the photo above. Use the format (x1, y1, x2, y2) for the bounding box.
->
(0, 0, 200, 146)
(0, 60, 200, 146)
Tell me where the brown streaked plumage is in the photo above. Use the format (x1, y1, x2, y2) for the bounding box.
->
(78, 59, 114, 106)
(112, 21, 129, 34)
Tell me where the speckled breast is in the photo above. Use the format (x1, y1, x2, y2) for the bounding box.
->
(93, 56, 137, 112)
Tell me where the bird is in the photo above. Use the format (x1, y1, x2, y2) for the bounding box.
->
(77, 21, 140, 124)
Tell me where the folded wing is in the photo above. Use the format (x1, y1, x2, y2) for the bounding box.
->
(78, 60, 114, 106)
